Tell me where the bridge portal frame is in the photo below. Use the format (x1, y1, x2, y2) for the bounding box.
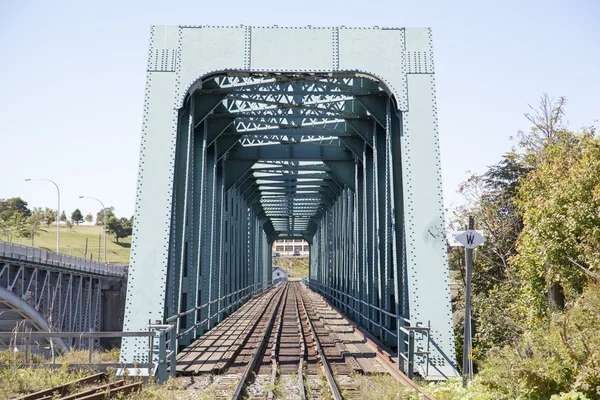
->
(122, 25, 457, 380)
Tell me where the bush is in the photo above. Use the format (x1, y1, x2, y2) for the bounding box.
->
(431, 284, 600, 399)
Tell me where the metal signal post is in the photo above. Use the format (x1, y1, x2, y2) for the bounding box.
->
(462, 216, 474, 387)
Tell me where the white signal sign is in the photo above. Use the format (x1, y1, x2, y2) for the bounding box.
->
(453, 230, 485, 249)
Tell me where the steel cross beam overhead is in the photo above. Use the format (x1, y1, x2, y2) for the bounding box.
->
(122, 25, 458, 380)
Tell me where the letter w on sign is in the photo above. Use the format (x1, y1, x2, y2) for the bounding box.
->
(452, 230, 485, 249)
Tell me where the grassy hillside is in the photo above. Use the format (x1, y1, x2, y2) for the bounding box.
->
(272, 256, 309, 280)
(7, 224, 131, 264)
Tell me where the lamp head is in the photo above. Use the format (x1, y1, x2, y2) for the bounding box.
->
(79, 196, 84, 198)
(25, 179, 31, 181)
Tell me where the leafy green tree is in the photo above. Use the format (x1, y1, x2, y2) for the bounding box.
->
(71, 209, 84, 225)
(60, 211, 67, 222)
(514, 130, 600, 319)
(44, 208, 56, 228)
(106, 216, 132, 243)
(8, 212, 30, 239)
(96, 207, 115, 224)
(450, 155, 530, 362)
(29, 207, 46, 224)
(0, 197, 31, 221)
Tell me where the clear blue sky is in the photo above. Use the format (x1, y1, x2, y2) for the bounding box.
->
(1, 0, 598, 218)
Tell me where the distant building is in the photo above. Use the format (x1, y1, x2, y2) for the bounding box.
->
(272, 239, 309, 256)
(272, 267, 288, 284)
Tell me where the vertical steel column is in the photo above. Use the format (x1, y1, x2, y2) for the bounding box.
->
(364, 141, 375, 332)
(355, 159, 365, 325)
(214, 159, 225, 323)
(388, 103, 406, 343)
(374, 124, 387, 341)
(205, 146, 217, 330)
(222, 191, 231, 315)
(193, 113, 208, 338)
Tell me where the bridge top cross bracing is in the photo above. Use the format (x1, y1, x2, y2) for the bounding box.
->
(205, 74, 384, 239)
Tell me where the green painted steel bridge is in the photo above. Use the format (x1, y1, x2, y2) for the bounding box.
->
(121, 25, 458, 380)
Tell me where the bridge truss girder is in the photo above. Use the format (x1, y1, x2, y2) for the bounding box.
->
(0, 261, 102, 348)
(122, 25, 457, 380)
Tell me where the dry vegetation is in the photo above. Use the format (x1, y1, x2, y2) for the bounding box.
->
(272, 256, 309, 280)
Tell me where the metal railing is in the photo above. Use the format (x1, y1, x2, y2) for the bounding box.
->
(398, 321, 430, 378)
(308, 279, 430, 378)
(148, 323, 176, 384)
(0, 241, 127, 278)
(309, 280, 408, 338)
(1, 326, 177, 384)
(0, 331, 153, 369)
(166, 282, 266, 344)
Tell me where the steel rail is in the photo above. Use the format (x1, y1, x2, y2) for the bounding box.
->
(267, 283, 288, 400)
(310, 288, 436, 400)
(59, 380, 127, 400)
(176, 285, 279, 374)
(231, 282, 288, 400)
(293, 283, 307, 400)
(13, 372, 106, 400)
(297, 287, 343, 400)
(75, 381, 142, 399)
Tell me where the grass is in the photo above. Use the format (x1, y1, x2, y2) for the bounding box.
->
(6, 224, 131, 264)
(0, 349, 121, 399)
(272, 256, 309, 280)
(0, 365, 86, 399)
(348, 372, 424, 400)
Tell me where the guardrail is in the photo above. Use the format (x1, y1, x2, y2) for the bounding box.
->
(165, 281, 266, 343)
(308, 279, 430, 378)
(0, 241, 127, 278)
(1, 327, 176, 384)
(398, 321, 430, 378)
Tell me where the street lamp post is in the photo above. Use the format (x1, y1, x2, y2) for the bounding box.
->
(31, 218, 47, 247)
(80, 196, 107, 263)
(66, 245, 86, 258)
(25, 179, 60, 253)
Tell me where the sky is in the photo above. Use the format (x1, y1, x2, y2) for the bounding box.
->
(0, 0, 598, 219)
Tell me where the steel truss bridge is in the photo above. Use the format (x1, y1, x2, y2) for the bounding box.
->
(122, 25, 458, 379)
(0, 241, 127, 349)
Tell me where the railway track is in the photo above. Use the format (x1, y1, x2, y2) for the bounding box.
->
(210, 281, 433, 399)
(17, 282, 434, 400)
(226, 282, 346, 400)
(300, 287, 436, 400)
(13, 372, 142, 400)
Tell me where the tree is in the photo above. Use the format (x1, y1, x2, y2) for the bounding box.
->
(7, 212, 30, 239)
(106, 216, 132, 243)
(517, 93, 568, 166)
(96, 207, 115, 224)
(65, 220, 73, 231)
(0, 197, 31, 221)
(514, 130, 600, 318)
(71, 209, 84, 225)
(0, 212, 29, 240)
(60, 211, 67, 222)
(29, 207, 45, 223)
(44, 208, 56, 228)
(450, 155, 530, 361)
(85, 213, 93, 223)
